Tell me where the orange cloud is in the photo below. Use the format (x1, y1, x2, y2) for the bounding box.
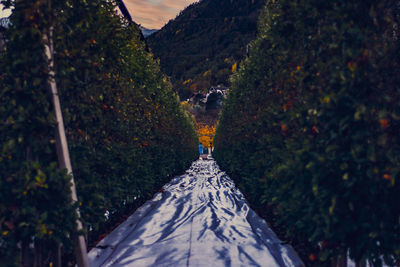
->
(124, 0, 197, 29)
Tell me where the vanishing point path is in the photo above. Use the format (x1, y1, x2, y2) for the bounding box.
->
(88, 158, 304, 267)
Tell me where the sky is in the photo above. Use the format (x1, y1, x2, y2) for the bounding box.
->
(125, 0, 197, 29)
(1, 1, 196, 29)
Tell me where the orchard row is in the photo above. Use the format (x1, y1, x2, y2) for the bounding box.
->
(214, 1, 400, 266)
(0, 0, 197, 265)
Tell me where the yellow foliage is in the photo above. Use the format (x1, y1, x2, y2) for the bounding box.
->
(197, 124, 216, 148)
(183, 79, 193, 85)
(232, 62, 237, 73)
(181, 101, 192, 111)
(199, 136, 213, 148)
(203, 70, 212, 78)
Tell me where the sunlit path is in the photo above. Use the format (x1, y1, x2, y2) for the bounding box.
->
(88, 158, 304, 267)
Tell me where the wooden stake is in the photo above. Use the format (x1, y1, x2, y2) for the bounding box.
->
(42, 10, 89, 267)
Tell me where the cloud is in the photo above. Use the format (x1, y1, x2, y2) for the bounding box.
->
(1, 1, 194, 29)
(124, 0, 197, 29)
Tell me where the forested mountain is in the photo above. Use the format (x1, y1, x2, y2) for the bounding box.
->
(147, 0, 264, 99)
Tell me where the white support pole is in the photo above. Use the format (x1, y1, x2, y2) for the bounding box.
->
(14, 0, 89, 265)
(42, 14, 89, 267)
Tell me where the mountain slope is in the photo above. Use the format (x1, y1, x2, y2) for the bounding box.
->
(140, 26, 159, 38)
(147, 0, 264, 99)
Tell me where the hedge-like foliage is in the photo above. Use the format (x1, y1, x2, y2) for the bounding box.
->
(0, 0, 197, 265)
(214, 1, 400, 266)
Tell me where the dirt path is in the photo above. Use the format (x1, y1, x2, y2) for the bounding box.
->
(88, 159, 304, 267)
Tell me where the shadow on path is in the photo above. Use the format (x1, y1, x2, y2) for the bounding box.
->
(88, 158, 304, 267)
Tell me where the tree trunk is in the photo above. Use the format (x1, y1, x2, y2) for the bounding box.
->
(20, 240, 31, 267)
(56, 243, 62, 267)
(331, 254, 347, 267)
(33, 240, 41, 267)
